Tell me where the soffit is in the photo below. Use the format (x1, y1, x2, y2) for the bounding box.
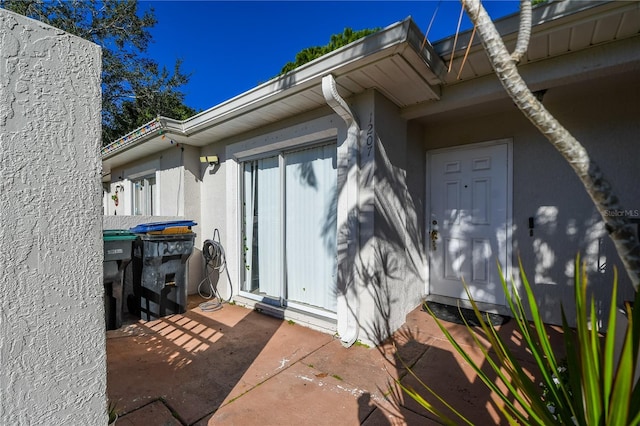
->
(102, 17, 444, 172)
(443, 0, 640, 82)
(103, 2, 640, 173)
(405, 0, 640, 120)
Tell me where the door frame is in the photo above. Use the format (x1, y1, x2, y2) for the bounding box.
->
(425, 138, 514, 311)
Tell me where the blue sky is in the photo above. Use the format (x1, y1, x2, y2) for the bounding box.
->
(142, 1, 520, 113)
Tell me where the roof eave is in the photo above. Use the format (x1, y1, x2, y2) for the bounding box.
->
(181, 17, 444, 136)
(101, 17, 445, 172)
(434, 0, 615, 57)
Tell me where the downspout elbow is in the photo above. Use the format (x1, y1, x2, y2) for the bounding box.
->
(322, 74, 360, 348)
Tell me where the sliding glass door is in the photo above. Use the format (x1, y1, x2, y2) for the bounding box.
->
(242, 156, 282, 300)
(241, 143, 337, 313)
(285, 145, 337, 311)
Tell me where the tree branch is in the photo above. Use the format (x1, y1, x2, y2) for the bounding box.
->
(461, 0, 640, 289)
(511, 0, 531, 63)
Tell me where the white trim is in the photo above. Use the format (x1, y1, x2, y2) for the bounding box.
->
(124, 159, 160, 180)
(232, 295, 338, 336)
(230, 131, 338, 162)
(128, 168, 156, 180)
(123, 180, 133, 216)
(285, 300, 338, 321)
(153, 170, 160, 216)
(237, 290, 281, 307)
(279, 152, 286, 306)
(425, 138, 514, 306)
(424, 157, 431, 297)
(505, 141, 514, 300)
(426, 138, 512, 156)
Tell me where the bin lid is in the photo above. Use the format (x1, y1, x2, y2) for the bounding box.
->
(103, 229, 138, 241)
(129, 220, 197, 234)
(137, 232, 197, 241)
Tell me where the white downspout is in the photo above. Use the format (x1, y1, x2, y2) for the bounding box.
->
(322, 74, 360, 347)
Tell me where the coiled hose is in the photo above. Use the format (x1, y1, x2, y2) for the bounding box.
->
(198, 229, 232, 312)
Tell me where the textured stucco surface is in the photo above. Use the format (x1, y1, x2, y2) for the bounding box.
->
(349, 89, 425, 346)
(0, 9, 104, 424)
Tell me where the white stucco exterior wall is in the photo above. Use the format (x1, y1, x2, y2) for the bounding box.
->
(0, 10, 104, 424)
(103, 143, 203, 295)
(422, 69, 639, 327)
(350, 89, 426, 346)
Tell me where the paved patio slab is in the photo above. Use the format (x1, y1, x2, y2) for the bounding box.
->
(113, 400, 182, 426)
(107, 296, 563, 425)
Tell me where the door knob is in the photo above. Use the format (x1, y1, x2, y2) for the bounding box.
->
(430, 229, 438, 250)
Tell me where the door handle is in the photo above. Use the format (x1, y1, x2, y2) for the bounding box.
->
(430, 218, 439, 251)
(430, 229, 439, 250)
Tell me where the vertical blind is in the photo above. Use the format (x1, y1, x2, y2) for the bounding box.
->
(241, 144, 337, 312)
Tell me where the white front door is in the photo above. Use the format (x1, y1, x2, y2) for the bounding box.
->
(427, 142, 511, 305)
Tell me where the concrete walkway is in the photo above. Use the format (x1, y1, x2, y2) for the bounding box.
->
(107, 296, 564, 425)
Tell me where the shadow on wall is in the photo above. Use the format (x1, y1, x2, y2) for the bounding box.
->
(517, 205, 637, 328)
(328, 133, 426, 346)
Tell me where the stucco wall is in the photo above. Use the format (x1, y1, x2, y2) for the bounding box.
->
(202, 92, 427, 346)
(104, 144, 204, 294)
(199, 146, 230, 299)
(0, 9, 104, 424)
(106, 145, 190, 217)
(421, 68, 639, 326)
(351, 89, 426, 345)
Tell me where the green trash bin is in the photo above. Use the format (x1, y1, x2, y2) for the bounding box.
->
(103, 230, 138, 330)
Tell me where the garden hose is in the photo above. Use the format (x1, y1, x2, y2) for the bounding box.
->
(198, 229, 232, 312)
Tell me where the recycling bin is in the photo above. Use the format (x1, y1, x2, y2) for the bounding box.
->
(131, 222, 196, 321)
(103, 230, 138, 330)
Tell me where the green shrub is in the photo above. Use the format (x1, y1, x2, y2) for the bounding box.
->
(399, 256, 640, 425)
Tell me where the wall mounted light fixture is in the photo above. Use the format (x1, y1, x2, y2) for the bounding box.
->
(200, 155, 219, 166)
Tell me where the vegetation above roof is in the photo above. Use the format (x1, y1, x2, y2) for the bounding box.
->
(279, 27, 381, 75)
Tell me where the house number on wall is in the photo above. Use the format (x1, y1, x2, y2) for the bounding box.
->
(366, 112, 374, 158)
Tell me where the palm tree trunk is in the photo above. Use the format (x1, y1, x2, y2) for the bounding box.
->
(461, 0, 640, 290)
(511, 0, 531, 63)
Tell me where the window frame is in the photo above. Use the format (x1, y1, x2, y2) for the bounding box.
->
(239, 141, 338, 317)
(131, 175, 156, 216)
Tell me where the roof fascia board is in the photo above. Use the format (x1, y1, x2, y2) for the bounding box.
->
(402, 33, 640, 120)
(102, 17, 445, 164)
(159, 117, 186, 134)
(101, 117, 164, 159)
(434, 0, 614, 58)
(178, 17, 443, 137)
(404, 17, 448, 83)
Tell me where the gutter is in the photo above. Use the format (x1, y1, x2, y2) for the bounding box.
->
(322, 74, 360, 348)
(101, 117, 164, 159)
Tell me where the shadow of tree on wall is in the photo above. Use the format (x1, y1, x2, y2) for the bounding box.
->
(321, 122, 574, 424)
(328, 131, 427, 346)
(516, 205, 637, 329)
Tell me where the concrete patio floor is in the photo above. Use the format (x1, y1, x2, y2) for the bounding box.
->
(107, 296, 565, 425)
